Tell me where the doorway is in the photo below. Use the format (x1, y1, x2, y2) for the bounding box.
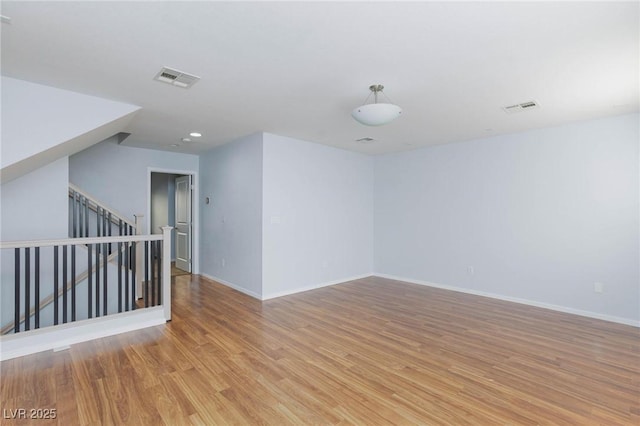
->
(149, 171, 196, 276)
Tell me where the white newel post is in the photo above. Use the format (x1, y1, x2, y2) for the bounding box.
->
(134, 214, 144, 299)
(161, 226, 173, 321)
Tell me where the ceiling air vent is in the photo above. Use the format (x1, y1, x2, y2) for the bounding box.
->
(502, 100, 539, 114)
(355, 137, 375, 144)
(154, 67, 200, 89)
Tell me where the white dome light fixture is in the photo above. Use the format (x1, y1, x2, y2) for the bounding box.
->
(351, 84, 402, 126)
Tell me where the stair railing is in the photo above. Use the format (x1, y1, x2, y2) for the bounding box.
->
(69, 183, 137, 239)
(0, 228, 172, 336)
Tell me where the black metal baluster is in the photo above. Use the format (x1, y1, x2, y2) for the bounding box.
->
(53, 246, 59, 325)
(124, 241, 130, 311)
(75, 193, 80, 237)
(119, 219, 123, 236)
(150, 241, 155, 306)
(95, 241, 100, 317)
(108, 212, 112, 254)
(144, 241, 149, 308)
(102, 209, 107, 239)
(118, 241, 123, 313)
(14, 248, 20, 333)
(131, 242, 136, 310)
(72, 193, 77, 238)
(96, 206, 101, 237)
(71, 245, 76, 322)
(88, 244, 93, 319)
(25, 248, 30, 331)
(63, 245, 68, 323)
(35, 247, 40, 329)
(103, 242, 108, 316)
(157, 241, 162, 305)
(78, 195, 83, 237)
(84, 197, 89, 237)
(76, 194, 80, 237)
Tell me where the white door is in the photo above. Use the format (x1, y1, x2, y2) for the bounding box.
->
(175, 175, 192, 272)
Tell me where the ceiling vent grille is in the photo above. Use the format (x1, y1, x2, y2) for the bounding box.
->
(355, 137, 375, 144)
(502, 100, 539, 114)
(154, 67, 200, 89)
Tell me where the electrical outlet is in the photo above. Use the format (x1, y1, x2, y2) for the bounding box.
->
(222, 258, 226, 268)
(467, 266, 475, 275)
(594, 282, 603, 293)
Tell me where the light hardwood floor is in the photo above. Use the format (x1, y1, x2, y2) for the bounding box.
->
(1, 275, 639, 425)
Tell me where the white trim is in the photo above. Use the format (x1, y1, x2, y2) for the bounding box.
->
(200, 272, 373, 301)
(0, 234, 162, 249)
(199, 273, 263, 300)
(161, 226, 173, 321)
(374, 273, 640, 328)
(0, 307, 166, 361)
(147, 167, 200, 274)
(262, 274, 373, 301)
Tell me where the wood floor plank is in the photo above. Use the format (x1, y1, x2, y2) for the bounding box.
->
(1, 275, 639, 425)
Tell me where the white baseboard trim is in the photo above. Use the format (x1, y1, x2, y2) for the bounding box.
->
(374, 273, 640, 328)
(199, 273, 263, 300)
(199, 272, 373, 301)
(262, 273, 372, 301)
(0, 307, 166, 361)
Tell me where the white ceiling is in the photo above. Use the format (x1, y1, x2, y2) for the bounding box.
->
(1, 1, 638, 155)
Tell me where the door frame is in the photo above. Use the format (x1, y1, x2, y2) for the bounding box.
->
(147, 167, 199, 275)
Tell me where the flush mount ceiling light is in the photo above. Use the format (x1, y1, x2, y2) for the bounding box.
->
(352, 84, 402, 126)
(189, 132, 202, 137)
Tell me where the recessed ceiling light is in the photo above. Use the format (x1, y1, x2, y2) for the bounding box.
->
(170, 143, 180, 147)
(189, 132, 202, 138)
(181, 138, 192, 143)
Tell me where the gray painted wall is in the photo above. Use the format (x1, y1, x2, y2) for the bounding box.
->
(1, 156, 69, 241)
(262, 133, 374, 298)
(199, 133, 264, 298)
(69, 138, 199, 223)
(374, 113, 639, 323)
(1, 157, 70, 327)
(151, 173, 171, 234)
